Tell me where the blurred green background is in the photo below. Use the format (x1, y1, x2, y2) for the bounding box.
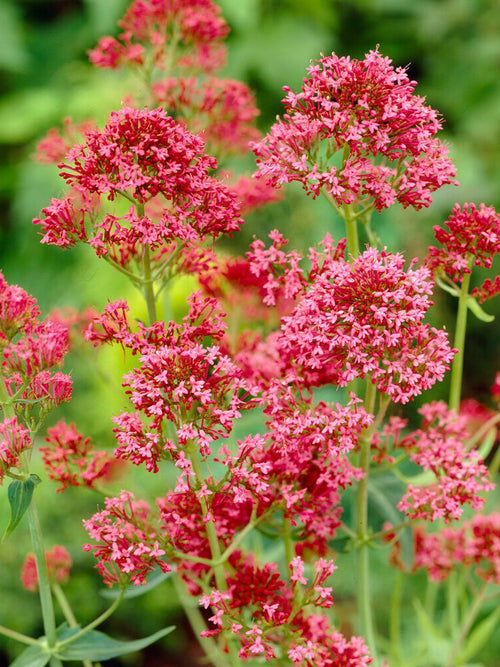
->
(1, 0, 500, 665)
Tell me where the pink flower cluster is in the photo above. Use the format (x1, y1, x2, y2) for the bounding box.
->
(252, 47, 457, 211)
(40, 421, 122, 493)
(389, 513, 500, 584)
(427, 202, 500, 302)
(21, 545, 72, 593)
(276, 243, 455, 402)
(0, 417, 32, 484)
(0, 272, 72, 432)
(89, 0, 229, 73)
(83, 490, 170, 587)
(33, 106, 242, 267)
(199, 555, 374, 665)
(397, 402, 494, 522)
(86, 292, 258, 471)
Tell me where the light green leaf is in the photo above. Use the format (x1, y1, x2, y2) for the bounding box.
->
(466, 297, 494, 322)
(3, 475, 41, 541)
(10, 645, 50, 667)
(55, 624, 175, 661)
(457, 604, 500, 663)
(435, 276, 460, 298)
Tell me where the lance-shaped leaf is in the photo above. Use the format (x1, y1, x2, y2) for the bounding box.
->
(2, 474, 41, 541)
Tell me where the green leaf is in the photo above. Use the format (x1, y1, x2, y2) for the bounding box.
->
(10, 644, 50, 667)
(457, 604, 500, 663)
(3, 475, 41, 541)
(466, 297, 494, 322)
(435, 276, 460, 298)
(54, 624, 175, 661)
(100, 566, 172, 600)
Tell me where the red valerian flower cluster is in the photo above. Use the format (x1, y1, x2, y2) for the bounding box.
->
(89, 0, 229, 74)
(427, 202, 500, 302)
(0, 272, 72, 437)
(0, 417, 32, 484)
(394, 402, 494, 522)
(252, 47, 457, 211)
(33, 106, 242, 267)
(40, 421, 122, 493)
(83, 490, 170, 586)
(21, 545, 72, 593)
(253, 238, 455, 403)
(388, 513, 500, 584)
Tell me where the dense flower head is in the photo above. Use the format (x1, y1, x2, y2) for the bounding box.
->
(88, 0, 229, 74)
(389, 513, 500, 584)
(397, 401, 494, 522)
(40, 421, 123, 492)
(224, 173, 284, 216)
(0, 417, 32, 484)
(152, 77, 261, 156)
(34, 107, 242, 260)
(279, 243, 455, 402)
(252, 47, 457, 211)
(83, 490, 170, 586)
(200, 556, 374, 666)
(21, 545, 72, 593)
(0, 272, 40, 340)
(427, 202, 500, 282)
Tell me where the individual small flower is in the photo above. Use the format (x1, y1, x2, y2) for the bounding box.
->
(280, 243, 455, 402)
(0, 417, 32, 483)
(397, 401, 494, 522)
(40, 421, 122, 492)
(83, 490, 170, 586)
(88, 0, 229, 74)
(21, 545, 72, 593)
(252, 47, 457, 211)
(427, 202, 500, 300)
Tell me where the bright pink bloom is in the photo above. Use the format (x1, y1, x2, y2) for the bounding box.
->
(398, 401, 494, 522)
(34, 107, 242, 259)
(253, 47, 457, 211)
(83, 490, 171, 586)
(427, 202, 500, 301)
(21, 545, 72, 592)
(279, 244, 455, 402)
(0, 272, 40, 339)
(89, 0, 229, 74)
(0, 417, 32, 484)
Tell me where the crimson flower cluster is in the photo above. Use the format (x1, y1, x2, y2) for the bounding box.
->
(427, 202, 500, 302)
(252, 47, 457, 211)
(89, 0, 229, 74)
(33, 106, 242, 270)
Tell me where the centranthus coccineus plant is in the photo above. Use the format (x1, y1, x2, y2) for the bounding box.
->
(1, 2, 500, 667)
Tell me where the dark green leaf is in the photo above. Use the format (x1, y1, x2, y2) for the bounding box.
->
(3, 475, 41, 541)
(55, 624, 175, 661)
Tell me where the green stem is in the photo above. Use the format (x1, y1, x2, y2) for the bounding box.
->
(57, 589, 125, 649)
(389, 571, 404, 666)
(343, 203, 360, 259)
(0, 625, 40, 646)
(355, 379, 378, 663)
(443, 580, 489, 667)
(449, 267, 472, 411)
(27, 500, 61, 665)
(52, 585, 93, 667)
